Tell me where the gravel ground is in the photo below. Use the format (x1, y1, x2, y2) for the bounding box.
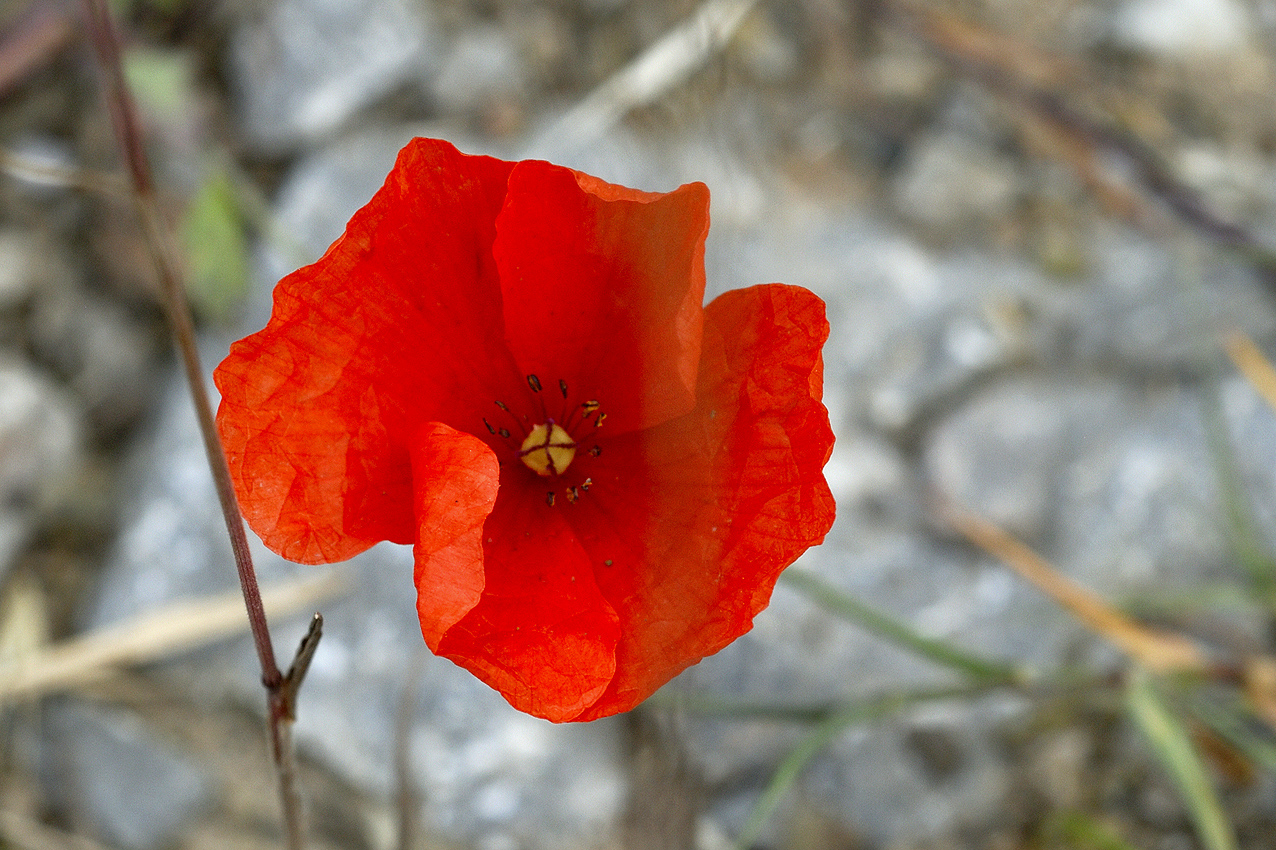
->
(4, 1, 1276, 849)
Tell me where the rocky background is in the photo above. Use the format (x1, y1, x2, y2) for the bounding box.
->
(3, 0, 1276, 848)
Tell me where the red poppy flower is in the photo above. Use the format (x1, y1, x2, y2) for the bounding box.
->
(214, 138, 835, 722)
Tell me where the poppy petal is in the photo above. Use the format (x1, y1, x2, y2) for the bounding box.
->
(410, 422, 499, 647)
(493, 161, 709, 434)
(434, 481, 622, 722)
(562, 283, 835, 719)
(214, 138, 518, 563)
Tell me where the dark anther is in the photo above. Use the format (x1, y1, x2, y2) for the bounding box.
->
(595, 412, 607, 427)
(589, 445, 602, 457)
(566, 487, 580, 503)
(546, 491, 556, 507)
(559, 379, 569, 398)
(482, 418, 496, 435)
(527, 374, 542, 393)
(495, 400, 509, 411)
(581, 400, 600, 416)
(580, 478, 592, 491)
(498, 428, 511, 439)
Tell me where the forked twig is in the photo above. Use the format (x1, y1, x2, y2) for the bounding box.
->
(888, 3, 1276, 276)
(79, 2, 317, 847)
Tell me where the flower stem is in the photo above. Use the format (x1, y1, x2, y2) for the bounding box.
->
(80, 2, 309, 847)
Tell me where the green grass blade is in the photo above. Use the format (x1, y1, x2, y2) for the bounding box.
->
(727, 685, 992, 850)
(1044, 811, 1140, 850)
(1201, 384, 1276, 609)
(1125, 670, 1238, 850)
(781, 569, 1023, 684)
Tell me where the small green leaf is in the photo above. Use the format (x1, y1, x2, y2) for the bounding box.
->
(121, 47, 194, 123)
(182, 171, 249, 323)
(1125, 669, 1238, 850)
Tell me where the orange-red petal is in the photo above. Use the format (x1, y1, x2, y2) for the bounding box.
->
(493, 161, 709, 434)
(434, 476, 621, 722)
(214, 138, 519, 562)
(410, 422, 499, 648)
(560, 283, 835, 720)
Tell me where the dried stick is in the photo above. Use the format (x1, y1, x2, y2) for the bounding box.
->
(79, 2, 312, 847)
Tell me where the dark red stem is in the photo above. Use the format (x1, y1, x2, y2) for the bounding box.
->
(80, 1, 306, 847)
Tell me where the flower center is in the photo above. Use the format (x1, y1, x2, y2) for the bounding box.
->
(519, 422, 576, 476)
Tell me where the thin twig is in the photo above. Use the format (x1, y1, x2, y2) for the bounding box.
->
(79, 2, 312, 847)
(539, 0, 760, 146)
(0, 146, 128, 196)
(888, 3, 1276, 277)
(942, 499, 1207, 674)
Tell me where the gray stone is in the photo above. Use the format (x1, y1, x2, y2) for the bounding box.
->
(431, 27, 527, 115)
(0, 361, 81, 579)
(230, 0, 437, 152)
(0, 231, 41, 308)
(1112, 0, 1253, 56)
(1061, 232, 1275, 372)
(29, 286, 157, 434)
(44, 701, 215, 850)
(893, 131, 1023, 237)
(926, 375, 1229, 598)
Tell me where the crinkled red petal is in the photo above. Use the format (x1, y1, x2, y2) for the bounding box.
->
(410, 422, 499, 648)
(434, 473, 621, 722)
(494, 161, 709, 434)
(214, 138, 518, 563)
(560, 284, 835, 720)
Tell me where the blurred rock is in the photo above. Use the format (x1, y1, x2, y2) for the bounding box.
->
(1112, 0, 1253, 56)
(924, 378, 1133, 544)
(230, 0, 437, 152)
(0, 230, 40, 308)
(431, 27, 527, 116)
(1062, 232, 1275, 371)
(44, 701, 215, 850)
(0, 361, 81, 580)
(29, 286, 158, 437)
(927, 372, 1231, 600)
(893, 131, 1023, 239)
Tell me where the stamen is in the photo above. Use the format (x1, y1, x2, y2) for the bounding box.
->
(567, 486, 580, 503)
(494, 400, 509, 411)
(498, 427, 510, 439)
(581, 400, 600, 416)
(527, 374, 542, 393)
(482, 418, 496, 435)
(559, 379, 569, 398)
(595, 412, 607, 428)
(546, 491, 555, 507)
(589, 445, 601, 457)
(581, 478, 592, 491)
(519, 423, 577, 476)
